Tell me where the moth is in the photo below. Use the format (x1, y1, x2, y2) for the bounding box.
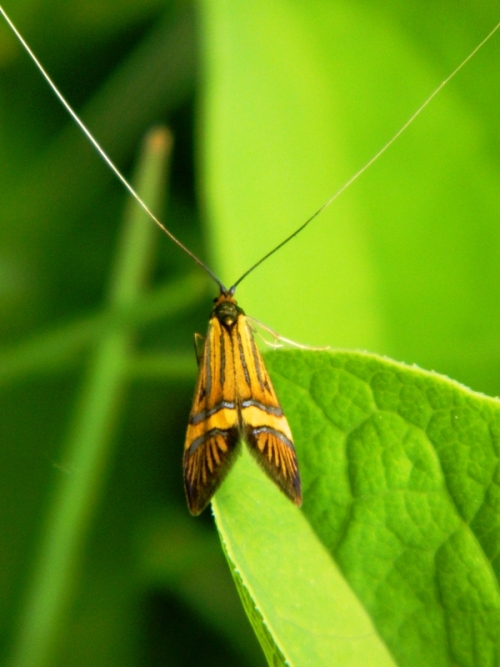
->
(184, 290, 301, 515)
(2, 7, 497, 514)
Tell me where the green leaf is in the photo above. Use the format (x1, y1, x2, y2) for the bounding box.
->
(213, 350, 500, 666)
(213, 448, 396, 667)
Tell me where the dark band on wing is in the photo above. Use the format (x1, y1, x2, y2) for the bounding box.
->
(204, 323, 212, 398)
(240, 399, 283, 416)
(248, 327, 266, 390)
(247, 426, 294, 450)
(219, 325, 226, 388)
(189, 400, 237, 425)
(187, 427, 237, 455)
(236, 323, 251, 387)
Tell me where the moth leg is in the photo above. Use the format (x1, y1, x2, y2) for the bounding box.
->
(193, 333, 205, 366)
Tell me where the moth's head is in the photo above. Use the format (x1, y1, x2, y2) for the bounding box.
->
(212, 290, 244, 325)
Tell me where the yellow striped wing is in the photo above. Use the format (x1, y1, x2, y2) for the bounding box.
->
(234, 315, 302, 506)
(183, 315, 240, 515)
(183, 293, 301, 514)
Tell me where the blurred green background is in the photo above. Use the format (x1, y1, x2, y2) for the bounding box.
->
(0, 0, 499, 665)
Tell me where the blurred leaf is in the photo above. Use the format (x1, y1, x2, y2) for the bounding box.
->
(214, 349, 500, 666)
(139, 509, 266, 666)
(199, 0, 500, 395)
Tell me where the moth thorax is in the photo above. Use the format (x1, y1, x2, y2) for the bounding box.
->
(213, 295, 244, 327)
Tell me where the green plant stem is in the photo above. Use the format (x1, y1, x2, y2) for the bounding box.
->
(8, 128, 173, 667)
(0, 273, 206, 385)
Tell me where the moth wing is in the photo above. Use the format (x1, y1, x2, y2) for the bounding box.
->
(235, 316, 302, 506)
(183, 317, 240, 515)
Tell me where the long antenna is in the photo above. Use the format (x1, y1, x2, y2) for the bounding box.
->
(0, 6, 227, 294)
(2, 7, 499, 296)
(230, 19, 500, 292)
